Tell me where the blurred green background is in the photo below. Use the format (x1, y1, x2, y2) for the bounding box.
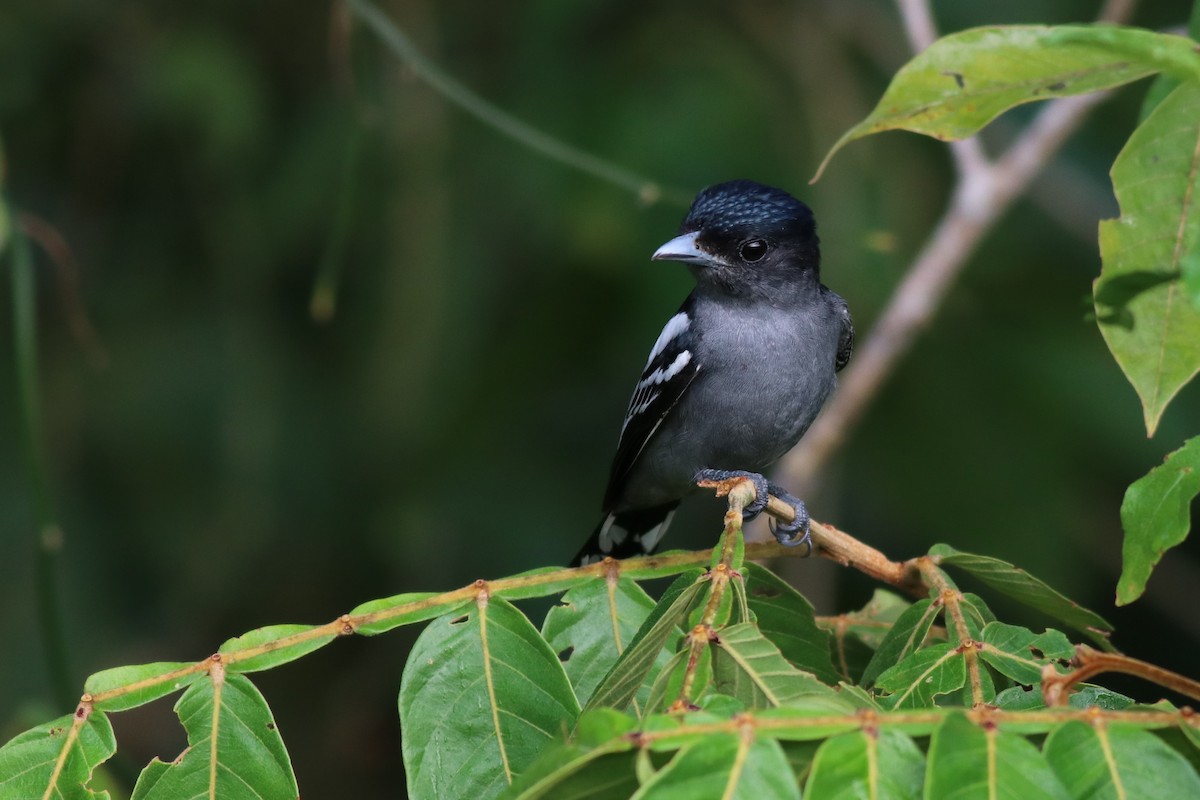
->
(3, 0, 1198, 795)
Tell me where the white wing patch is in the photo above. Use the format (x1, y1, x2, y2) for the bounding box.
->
(646, 312, 690, 366)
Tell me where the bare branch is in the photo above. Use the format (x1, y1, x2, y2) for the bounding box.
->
(777, 0, 1136, 490)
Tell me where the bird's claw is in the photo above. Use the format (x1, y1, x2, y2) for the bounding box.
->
(767, 484, 813, 557)
(694, 469, 770, 518)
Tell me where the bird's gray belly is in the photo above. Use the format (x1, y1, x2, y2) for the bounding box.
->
(618, 349, 835, 509)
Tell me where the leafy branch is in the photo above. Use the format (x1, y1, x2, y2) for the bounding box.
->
(4, 477, 1200, 797)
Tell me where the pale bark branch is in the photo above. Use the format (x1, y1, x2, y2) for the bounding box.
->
(777, 0, 1136, 490)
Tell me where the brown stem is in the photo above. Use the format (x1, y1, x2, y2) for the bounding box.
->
(1044, 645, 1200, 707)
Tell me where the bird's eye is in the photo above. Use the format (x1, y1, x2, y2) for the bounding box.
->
(739, 239, 768, 262)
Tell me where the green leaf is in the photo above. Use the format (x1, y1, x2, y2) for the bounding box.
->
(956, 593, 997, 641)
(1045, 721, 1200, 798)
(219, 624, 336, 673)
(130, 674, 297, 800)
(859, 598, 938, 688)
(743, 564, 839, 684)
(815, 25, 1161, 179)
(875, 643, 965, 710)
(712, 622, 835, 709)
(993, 684, 1134, 711)
(583, 571, 706, 713)
(645, 645, 712, 713)
(0, 711, 115, 800)
(498, 710, 639, 800)
(400, 597, 581, 799)
(926, 712, 1070, 800)
(1095, 81, 1200, 435)
(349, 591, 447, 635)
(1117, 435, 1200, 604)
(632, 734, 798, 800)
(83, 662, 201, 712)
(930, 544, 1113, 647)
(805, 729, 925, 800)
(979, 622, 1074, 685)
(543, 577, 668, 709)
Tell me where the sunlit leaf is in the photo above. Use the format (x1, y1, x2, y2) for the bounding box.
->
(1095, 81, 1200, 434)
(83, 662, 200, 712)
(815, 25, 1167, 179)
(400, 598, 580, 799)
(1118, 435, 1200, 604)
(349, 591, 447, 635)
(130, 674, 297, 800)
(0, 711, 115, 800)
(219, 624, 335, 673)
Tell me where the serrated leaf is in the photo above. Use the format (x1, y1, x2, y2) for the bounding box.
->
(583, 571, 706, 713)
(712, 622, 835, 709)
(130, 673, 297, 800)
(930, 544, 1113, 647)
(1095, 81, 1200, 434)
(543, 577, 669, 709)
(860, 598, 938, 689)
(979, 622, 1074, 685)
(1118, 435, 1200, 604)
(926, 713, 1071, 800)
(875, 643, 965, 710)
(743, 564, 838, 684)
(83, 662, 200, 712)
(400, 597, 580, 799)
(1045, 721, 1200, 798)
(632, 734, 798, 800)
(0, 711, 115, 800)
(815, 25, 1163, 179)
(219, 624, 335, 673)
(805, 729, 925, 800)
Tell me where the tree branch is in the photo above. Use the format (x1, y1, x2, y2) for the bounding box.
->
(777, 0, 1136, 489)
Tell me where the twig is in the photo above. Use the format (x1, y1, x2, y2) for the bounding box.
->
(1043, 645, 1200, 706)
(702, 478, 927, 595)
(777, 0, 1136, 489)
(346, 0, 690, 207)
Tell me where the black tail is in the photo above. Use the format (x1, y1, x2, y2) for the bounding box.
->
(569, 503, 679, 567)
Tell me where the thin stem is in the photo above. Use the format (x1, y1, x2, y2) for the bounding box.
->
(346, 0, 689, 207)
(778, 0, 1136, 489)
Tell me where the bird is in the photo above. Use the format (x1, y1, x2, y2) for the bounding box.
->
(570, 179, 853, 566)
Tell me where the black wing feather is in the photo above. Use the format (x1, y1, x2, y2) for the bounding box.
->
(601, 300, 701, 512)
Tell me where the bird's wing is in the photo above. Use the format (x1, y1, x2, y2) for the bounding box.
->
(602, 303, 702, 511)
(832, 291, 854, 372)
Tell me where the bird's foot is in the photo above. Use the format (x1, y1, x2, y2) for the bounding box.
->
(694, 469, 771, 518)
(767, 482, 812, 556)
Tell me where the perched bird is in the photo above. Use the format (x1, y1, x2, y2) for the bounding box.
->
(571, 180, 853, 566)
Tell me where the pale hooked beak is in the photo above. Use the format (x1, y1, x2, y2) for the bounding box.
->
(651, 231, 716, 267)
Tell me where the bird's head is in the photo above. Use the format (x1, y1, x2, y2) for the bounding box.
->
(653, 180, 820, 300)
